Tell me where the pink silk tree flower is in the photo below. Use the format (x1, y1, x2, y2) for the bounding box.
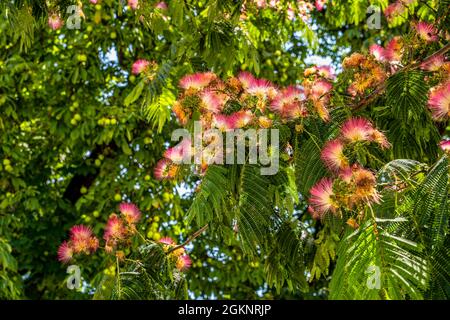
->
(309, 178, 337, 217)
(128, 0, 139, 10)
(48, 14, 63, 30)
(131, 59, 150, 75)
(321, 139, 349, 172)
(428, 82, 450, 121)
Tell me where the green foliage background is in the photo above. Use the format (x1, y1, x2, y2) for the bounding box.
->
(0, 0, 449, 300)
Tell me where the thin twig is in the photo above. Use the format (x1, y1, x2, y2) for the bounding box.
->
(135, 229, 148, 243)
(116, 256, 121, 298)
(419, 0, 438, 14)
(408, 42, 450, 70)
(166, 224, 209, 254)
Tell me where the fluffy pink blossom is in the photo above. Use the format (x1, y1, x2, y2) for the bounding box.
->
(246, 78, 278, 100)
(308, 79, 333, 100)
(70, 225, 95, 254)
(238, 72, 256, 89)
(200, 90, 228, 114)
(315, 0, 327, 11)
(384, 2, 404, 21)
(155, 2, 168, 10)
(128, 0, 139, 10)
(164, 138, 192, 164)
(340, 117, 374, 143)
(316, 65, 335, 80)
(428, 82, 450, 121)
(321, 139, 349, 172)
(369, 44, 386, 62)
(176, 255, 192, 271)
(154, 158, 178, 180)
(421, 55, 445, 72)
(57, 241, 73, 264)
(268, 0, 279, 8)
(48, 14, 63, 30)
(283, 102, 308, 120)
(179, 72, 216, 91)
(339, 166, 354, 183)
(271, 86, 307, 120)
(440, 140, 450, 153)
(384, 37, 403, 62)
(233, 110, 254, 128)
(159, 237, 175, 245)
(255, 0, 266, 8)
(213, 114, 237, 131)
(70, 224, 92, 238)
(131, 59, 150, 75)
(119, 202, 141, 225)
(104, 214, 126, 241)
(415, 21, 438, 42)
(309, 178, 336, 217)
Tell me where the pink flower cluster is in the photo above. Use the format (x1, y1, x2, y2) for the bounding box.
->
(308, 117, 390, 220)
(366, 20, 441, 65)
(308, 165, 381, 221)
(104, 202, 142, 253)
(154, 69, 334, 180)
(153, 138, 193, 180)
(57, 225, 99, 264)
(57, 203, 142, 263)
(349, 20, 447, 124)
(369, 37, 403, 63)
(419, 42, 450, 122)
(321, 117, 390, 173)
(343, 52, 388, 97)
(345, 18, 447, 159)
(344, 20, 443, 100)
(303, 66, 335, 121)
(57, 203, 193, 272)
(131, 59, 158, 81)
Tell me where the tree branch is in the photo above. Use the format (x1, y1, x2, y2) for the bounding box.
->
(167, 224, 209, 254)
